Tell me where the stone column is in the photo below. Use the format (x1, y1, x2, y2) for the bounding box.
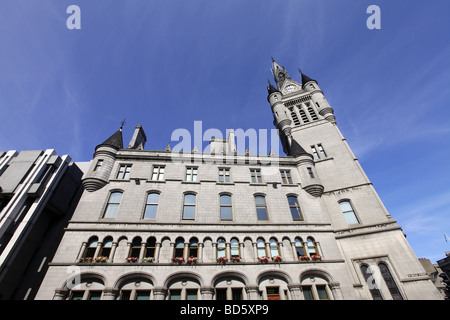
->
(198, 243, 204, 262)
(76, 242, 87, 262)
(102, 288, 118, 300)
(153, 287, 167, 300)
(53, 289, 69, 300)
(246, 286, 260, 300)
(109, 242, 118, 263)
(200, 286, 214, 300)
(288, 284, 302, 300)
(155, 242, 161, 263)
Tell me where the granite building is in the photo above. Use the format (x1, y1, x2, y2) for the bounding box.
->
(35, 60, 442, 300)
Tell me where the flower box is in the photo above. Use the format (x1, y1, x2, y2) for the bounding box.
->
(216, 257, 228, 264)
(186, 256, 198, 265)
(312, 255, 322, 261)
(79, 257, 94, 263)
(172, 257, 185, 265)
(272, 256, 282, 263)
(142, 257, 154, 263)
(299, 256, 310, 262)
(258, 257, 269, 264)
(95, 256, 108, 263)
(126, 257, 138, 263)
(230, 257, 241, 263)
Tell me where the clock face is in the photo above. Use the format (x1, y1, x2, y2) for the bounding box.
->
(285, 85, 296, 93)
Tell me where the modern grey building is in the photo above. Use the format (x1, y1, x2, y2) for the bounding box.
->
(35, 60, 442, 300)
(0, 149, 83, 299)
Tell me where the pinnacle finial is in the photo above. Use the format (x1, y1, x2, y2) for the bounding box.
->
(120, 118, 126, 130)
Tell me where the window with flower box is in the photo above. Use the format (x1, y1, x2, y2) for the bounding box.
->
(128, 237, 142, 261)
(174, 237, 185, 258)
(217, 238, 226, 259)
(257, 238, 266, 258)
(144, 237, 156, 260)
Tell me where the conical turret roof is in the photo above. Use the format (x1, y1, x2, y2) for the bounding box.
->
(95, 128, 124, 151)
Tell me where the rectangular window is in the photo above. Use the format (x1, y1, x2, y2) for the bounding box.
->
(143, 193, 159, 219)
(302, 286, 314, 300)
(135, 290, 151, 300)
(169, 289, 181, 300)
(339, 201, 359, 225)
(120, 290, 132, 300)
(219, 168, 230, 182)
(307, 167, 314, 178)
(280, 170, 293, 184)
(151, 165, 165, 181)
(87, 291, 102, 300)
(94, 159, 103, 172)
(216, 288, 227, 300)
(186, 289, 198, 300)
(70, 291, 84, 300)
(255, 196, 269, 220)
(250, 169, 262, 183)
(317, 286, 329, 300)
(288, 196, 303, 220)
(232, 288, 243, 300)
(220, 194, 232, 220)
(117, 164, 131, 179)
(103, 192, 122, 219)
(317, 144, 327, 158)
(186, 167, 198, 182)
(311, 146, 320, 159)
(183, 194, 196, 219)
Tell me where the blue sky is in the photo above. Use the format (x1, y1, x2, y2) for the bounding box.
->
(0, 0, 449, 263)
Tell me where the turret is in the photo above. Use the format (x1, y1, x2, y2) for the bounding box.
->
(289, 139, 324, 197)
(267, 80, 292, 154)
(300, 70, 336, 123)
(82, 127, 123, 192)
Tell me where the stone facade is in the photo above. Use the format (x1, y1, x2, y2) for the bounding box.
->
(35, 61, 442, 300)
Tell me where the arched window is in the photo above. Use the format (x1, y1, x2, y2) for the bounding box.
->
(189, 237, 199, 258)
(269, 238, 280, 257)
(83, 236, 98, 259)
(230, 238, 240, 258)
(217, 238, 226, 258)
(287, 196, 303, 220)
(183, 194, 196, 220)
(294, 237, 305, 257)
(254, 195, 269, 221)
(360, 264, 383, 300)
(103, 191, 122, 218)
(339, 200, 359, 225)
(306, 237, 318, 257)
(144, 237, 156, 259)
(378, 263, 403, 300)
(129, 237, 142, 258)
(220, 194, 233, 220)
(143, 193, 159, 219)
(174, 237, 185, 258)
(257, 238, 266, 258)
(99, 237, 113, 258)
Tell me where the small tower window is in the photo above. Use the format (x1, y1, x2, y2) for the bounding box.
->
(307, 167, 315, 178)
(311, 146, 320, 159)
(94, 160, 103, 172)
(308, 107, 319, 120)
(299, 109, 309, 123)
(291, 112, 300, 125)
(318, 144, 327, 158)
